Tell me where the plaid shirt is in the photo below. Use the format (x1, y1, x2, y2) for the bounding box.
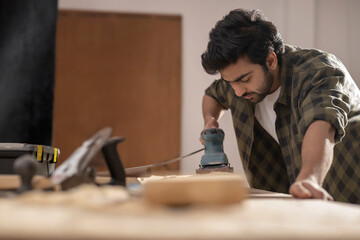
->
(205, 45, 360, 204)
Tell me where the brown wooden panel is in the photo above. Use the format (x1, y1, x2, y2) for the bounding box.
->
(53, 10, 181, 171)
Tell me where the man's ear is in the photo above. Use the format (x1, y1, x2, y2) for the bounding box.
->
(266, 52, 277, 71)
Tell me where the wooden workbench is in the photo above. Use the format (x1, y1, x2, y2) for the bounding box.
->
(0, 181, 359, 240)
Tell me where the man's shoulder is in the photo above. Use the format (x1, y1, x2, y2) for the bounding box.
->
(283, 44, 342, 72)
(284, 44, 325, 57)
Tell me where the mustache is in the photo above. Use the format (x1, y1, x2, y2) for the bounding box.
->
(242, 91, 267, 103)
(243, 92, 259, 97)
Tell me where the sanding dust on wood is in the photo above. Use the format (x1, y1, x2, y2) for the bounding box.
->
(13, 184, 129, 209)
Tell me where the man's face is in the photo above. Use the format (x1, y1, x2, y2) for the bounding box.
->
(220, 55, 274, 103)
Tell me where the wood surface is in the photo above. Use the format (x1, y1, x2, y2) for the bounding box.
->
(0, 174, 49, 191)
(0, 183, 360, 240)
(0, 174, 112, 191)
(53, 10, 181, 172)
(0, 174, 289, 199)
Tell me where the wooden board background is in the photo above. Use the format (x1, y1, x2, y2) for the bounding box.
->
(53, 10, 181, 171)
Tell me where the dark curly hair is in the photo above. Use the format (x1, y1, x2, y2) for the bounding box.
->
(201, 9, 285, 74)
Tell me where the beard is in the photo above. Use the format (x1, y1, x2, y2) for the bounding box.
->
(243, 67, 274, 103)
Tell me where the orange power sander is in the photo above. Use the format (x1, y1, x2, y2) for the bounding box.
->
(196, 128, 233, 174)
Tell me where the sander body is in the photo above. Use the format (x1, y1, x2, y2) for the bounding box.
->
(196, 128, 233, 174)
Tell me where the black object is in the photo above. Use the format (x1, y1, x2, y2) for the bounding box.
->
(101, 137, 126, 186)
(13, 154, 38, 192)
(0, 143, 59, 176)
(0, 0, 58, 146)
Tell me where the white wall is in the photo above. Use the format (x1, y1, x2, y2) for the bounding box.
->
(59, 0, 360, 178)
(315, 0, 360, 84)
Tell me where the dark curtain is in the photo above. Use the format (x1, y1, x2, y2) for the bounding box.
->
(0, 0, 58, 146)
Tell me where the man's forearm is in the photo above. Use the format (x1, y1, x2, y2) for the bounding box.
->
(202, 95, 225, 128)
(297, 120, 336, 185)
(289, 120, 335, 200)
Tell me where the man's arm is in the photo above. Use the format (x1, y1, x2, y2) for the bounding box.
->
(289, 120, 335, 200)
(202, 95, 225, 129)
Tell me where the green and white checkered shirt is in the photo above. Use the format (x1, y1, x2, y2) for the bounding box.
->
(205, 45, 360, 203)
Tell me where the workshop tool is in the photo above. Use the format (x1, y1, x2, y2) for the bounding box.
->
(125, 128, 233, 175)
(102, 137, 127, 186)
(0, 143, 60, 176)
(51, 127, 127, 190)
(13, 154, 38, 193)
(196, 128, 233, 174)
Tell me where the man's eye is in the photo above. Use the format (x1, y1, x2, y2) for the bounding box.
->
(221, 79, 229, 84)
(223, 80, 232, 85)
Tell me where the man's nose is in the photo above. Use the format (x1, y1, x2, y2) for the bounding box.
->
(233, 86, 246, 97)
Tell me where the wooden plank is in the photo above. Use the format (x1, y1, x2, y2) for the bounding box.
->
(249, 188, 292, 199)
(143, 173, 247, 205)
(53, 10, 181, 172)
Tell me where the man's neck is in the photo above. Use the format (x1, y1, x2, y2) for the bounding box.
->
(269, 64, 281, 94)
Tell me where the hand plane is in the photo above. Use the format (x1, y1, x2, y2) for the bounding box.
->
(52, 127, 127, 190)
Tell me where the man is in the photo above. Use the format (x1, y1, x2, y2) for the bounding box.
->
(201, 9, 360, 203)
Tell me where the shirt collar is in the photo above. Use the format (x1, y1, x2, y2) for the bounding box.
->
(277, 45, 296, 106)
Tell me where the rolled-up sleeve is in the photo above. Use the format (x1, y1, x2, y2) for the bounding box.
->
(299, 68, 350, 143)
(205, 79, 232, 110)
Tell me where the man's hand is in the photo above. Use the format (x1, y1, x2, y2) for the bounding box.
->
(204, 117, 219, 129)
(200, 95, 224, 145)
(289, 177, 333, 201)
(200, 117, 220, 145)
